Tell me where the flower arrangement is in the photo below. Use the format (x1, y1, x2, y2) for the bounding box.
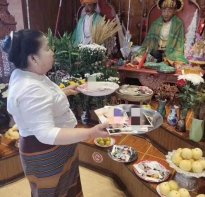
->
(0, 83, 8, 109)
(155, 83, 179, 104)
(177, 74, 204, 117)
(47, 30, 120, 112)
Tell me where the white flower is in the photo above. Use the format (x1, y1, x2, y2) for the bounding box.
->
(108, 77, 119, 82)
(0, 84, 7, 90)
(178, 74, 204, 85)
(84, 73, 90, 77)
(90, 73, 104, 77)
(2, 89, 8, 98)
(78, 44, 106, 51)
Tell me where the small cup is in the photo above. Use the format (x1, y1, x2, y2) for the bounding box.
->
(184, 66, 190, 74)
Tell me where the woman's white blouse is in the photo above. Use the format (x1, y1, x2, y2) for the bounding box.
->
(7, 69, 77, 145)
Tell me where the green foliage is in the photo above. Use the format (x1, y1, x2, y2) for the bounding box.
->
(46, 29, 80, 78)
(46, 29, 119, 111)
(178, 81, 196, 117)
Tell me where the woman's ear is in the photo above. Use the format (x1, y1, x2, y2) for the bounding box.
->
(28, 54, 37, 65)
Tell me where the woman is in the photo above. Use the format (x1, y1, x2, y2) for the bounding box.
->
(2, 29, 109, 197)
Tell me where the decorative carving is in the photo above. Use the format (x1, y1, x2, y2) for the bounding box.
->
(138, 73, 167, 90)
(197, 0, 205, 18)
(118, 68, 179, 90)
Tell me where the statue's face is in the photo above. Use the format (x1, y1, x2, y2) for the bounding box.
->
(162, 8, 176, 22)
(84, 3, 96, 15)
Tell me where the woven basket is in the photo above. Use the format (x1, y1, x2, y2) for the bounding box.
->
(115, 88, 153, 102)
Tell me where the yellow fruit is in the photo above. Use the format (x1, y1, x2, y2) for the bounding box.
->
(198, 159, 205, 169)
(176, 148, 182, 154)
(192, 148, 203, 160)
(168, 180, 179, 191)
(12, 124, 18, 131)
(103, 138, 107, 142)
(181, 148, 193, 159)
(196, 195, 205, 197)
(99, 140, 105, 146)
(178, 188, 190, 197)
(106, 141, 111, 146)
(97, 138, 102, 143)
(172, 153, 183, 167)
(167, 190, 180, 197)
(189, 158, 195, 164)
(192, 161, 203, 173)
(159, 182, 171, 196)
(179, 160, 192, 172)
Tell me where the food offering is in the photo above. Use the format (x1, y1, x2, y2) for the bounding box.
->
(5, 124, 20, 140)
(119, 85, 153, 96)
(166, 148, 205, 177)
(77, 82, 119, 96)
(157, 180, 191, 197)
(133, 160, 171, 182)
(108, 145, 138, 163)
(94, 137, 115, 148)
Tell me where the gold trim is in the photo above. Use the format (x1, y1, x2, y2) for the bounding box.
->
(157, 0, 184, 12)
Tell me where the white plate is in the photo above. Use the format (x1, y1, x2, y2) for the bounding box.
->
(133, 160, 171, 183)
(77, 82, 119, 96)
(156, 182, 191, 197)
(94, 137, 116, 148)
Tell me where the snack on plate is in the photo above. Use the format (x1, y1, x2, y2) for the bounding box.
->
(133, 161, 170, 182)
(158, 180, 190, 197)
(5, 124, 19, 140)
(167, 190, 180, 197)
(96, 137, 112, 147)
(109, 145, 137, 163)
(159, 182, 171, 195)
(168, 180, 179, 191)
(171, 148, 205, 173)
(178, 188, 190, 197)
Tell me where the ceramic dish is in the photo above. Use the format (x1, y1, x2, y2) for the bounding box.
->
(108, 145, 138, 163)
(77, 82, 119, 97)
(94, 137, 116, 148)
(133, 160, 171, 183)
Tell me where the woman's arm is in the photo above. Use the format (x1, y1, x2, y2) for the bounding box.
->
(54, 122, 109, 145)
(62, 84, 80, 96)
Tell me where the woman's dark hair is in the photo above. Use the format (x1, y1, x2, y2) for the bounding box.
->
(1, 29, 43, 69)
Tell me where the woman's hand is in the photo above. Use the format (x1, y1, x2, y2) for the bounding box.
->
(63, 84, 80, 96)
(89, 122, 110, 139)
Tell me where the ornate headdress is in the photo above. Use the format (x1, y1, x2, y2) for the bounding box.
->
(81, 0, 97, 5)
(157, 0, 184, 12)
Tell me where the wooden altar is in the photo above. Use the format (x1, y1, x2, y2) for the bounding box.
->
(118, 66, 182, 90)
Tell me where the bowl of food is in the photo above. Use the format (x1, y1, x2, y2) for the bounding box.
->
(94, 137, 115, 148)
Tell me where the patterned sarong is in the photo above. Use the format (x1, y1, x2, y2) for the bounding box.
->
(19, 135, 83, 197)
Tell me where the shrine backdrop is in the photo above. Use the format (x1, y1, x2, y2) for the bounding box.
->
(21, 0, 205, 45)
